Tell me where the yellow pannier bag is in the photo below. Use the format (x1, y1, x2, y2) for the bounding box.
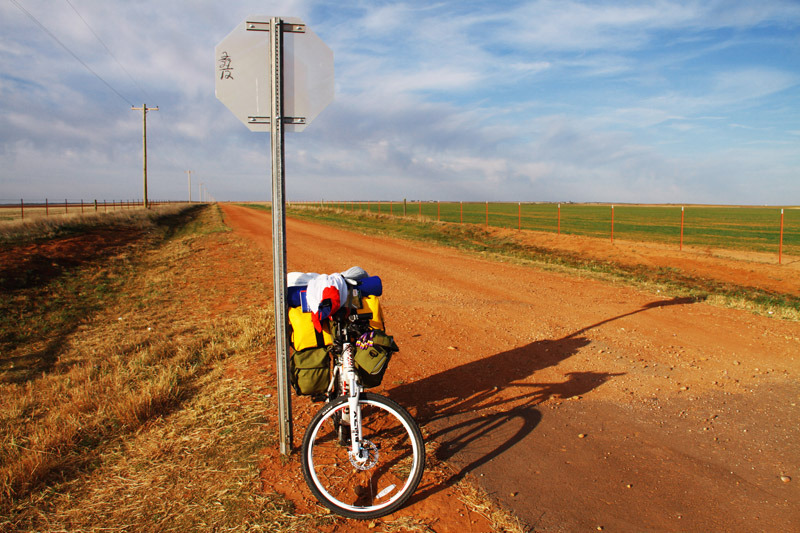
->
(357, 295, 385, 330)
(289, 306, 333, 351)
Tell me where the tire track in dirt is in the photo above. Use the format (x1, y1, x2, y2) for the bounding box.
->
(221, 204, 800, 532)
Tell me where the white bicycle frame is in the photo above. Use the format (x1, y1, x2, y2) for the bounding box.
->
(326, 285, 372, 463)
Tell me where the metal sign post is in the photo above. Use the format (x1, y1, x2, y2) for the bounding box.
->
(216, 15, 333, 455)
(269, 17, 292, 455)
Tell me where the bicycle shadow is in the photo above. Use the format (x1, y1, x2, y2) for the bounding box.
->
(390, 296, 699, 500)
(393, 335, 596, 422)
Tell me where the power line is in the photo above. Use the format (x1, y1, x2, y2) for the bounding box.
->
(63, 0, 151, 102)
(9, 0, 135, 106)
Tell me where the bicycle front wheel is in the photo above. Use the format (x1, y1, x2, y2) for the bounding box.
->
(301, 392, 425, 519)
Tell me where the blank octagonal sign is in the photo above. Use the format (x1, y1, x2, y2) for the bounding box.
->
(215, 16, 334, 133)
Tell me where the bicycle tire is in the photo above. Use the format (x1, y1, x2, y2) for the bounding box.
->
(301, 392, 425, 519)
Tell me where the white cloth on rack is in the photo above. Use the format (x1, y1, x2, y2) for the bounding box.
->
(306, 274, 347, 318)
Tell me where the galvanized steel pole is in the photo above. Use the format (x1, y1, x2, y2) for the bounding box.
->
(270, 17, 293, 455)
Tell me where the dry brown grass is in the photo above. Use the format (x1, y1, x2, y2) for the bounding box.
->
(0, 205, 332, 531)
(0, 203, 192, 244)
(3, 312, 325, 532)
(457, 480, 528, 533)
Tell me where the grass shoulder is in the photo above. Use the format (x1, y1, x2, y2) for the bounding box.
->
(0, 204, 332, 531)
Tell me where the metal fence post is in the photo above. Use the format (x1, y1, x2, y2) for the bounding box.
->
(611, 205, 615, 243)
(779, 208, 784, 265)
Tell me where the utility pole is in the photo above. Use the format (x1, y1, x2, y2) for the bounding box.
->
(200, 182, 204, 203)
(187, 170, 192, 203)
(131, 104, 158, 208)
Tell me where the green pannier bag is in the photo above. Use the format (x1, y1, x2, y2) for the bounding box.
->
(354, 330, 399, 388)
(290, 346, 331, 396)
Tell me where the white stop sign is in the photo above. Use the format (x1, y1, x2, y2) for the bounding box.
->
(215, 16, 334, 133)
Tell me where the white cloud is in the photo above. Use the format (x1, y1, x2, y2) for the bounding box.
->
(710, 68, 798, 104)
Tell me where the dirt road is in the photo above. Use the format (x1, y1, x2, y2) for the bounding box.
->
(221, 204, 800, 532)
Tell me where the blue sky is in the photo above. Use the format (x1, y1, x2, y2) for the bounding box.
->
(1, 0, 799, 204)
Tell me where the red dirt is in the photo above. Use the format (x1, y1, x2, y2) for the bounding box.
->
(0, 228, 143, 291)
(219, 203, 800, 532)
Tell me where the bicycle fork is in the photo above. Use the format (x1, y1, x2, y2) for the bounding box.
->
(342, 342, 367, 462)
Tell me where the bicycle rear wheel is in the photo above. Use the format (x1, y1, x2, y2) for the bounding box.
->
(301, 392, 425, 519)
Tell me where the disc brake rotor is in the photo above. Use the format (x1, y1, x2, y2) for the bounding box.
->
(348, 439, 379, 470)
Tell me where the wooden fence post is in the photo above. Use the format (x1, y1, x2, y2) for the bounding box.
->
(20, 199, 24, 220)
(680, 206, 685, 251)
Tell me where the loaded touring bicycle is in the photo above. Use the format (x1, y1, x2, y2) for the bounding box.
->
(287, 268, 425, 519)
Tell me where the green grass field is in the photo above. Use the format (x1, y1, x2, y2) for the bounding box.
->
(299, 201, 799, 256)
